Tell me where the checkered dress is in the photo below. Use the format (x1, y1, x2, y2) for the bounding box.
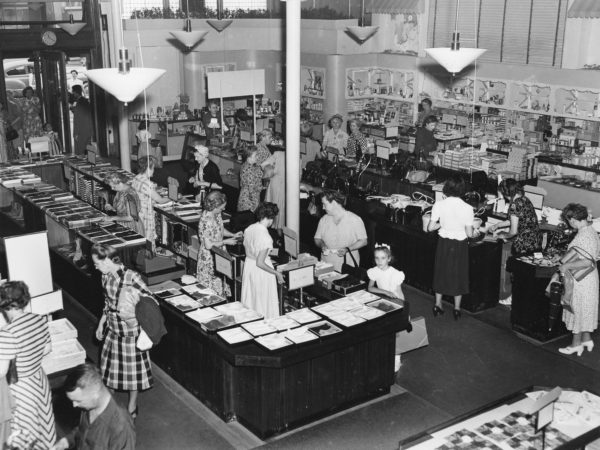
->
(100, 268, 153, 391)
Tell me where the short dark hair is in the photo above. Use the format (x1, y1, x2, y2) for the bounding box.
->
(137, 155, 156, 174)
(90, 243, 121, 264)
(187, 133, 206, 149)
(204, 191, 227, 211)
(244, 146, 258, 160)
(322, 190, 346, 207)
(499, 178, 524, 200)
(255, 202, 279, 220)
(64, 363, 103, 393)
(72, 85, 83, 96)
(562, 203, 588, 223)
(443, 175, 466, 197)
(0, 281, 31, 311)
(22, 86, 34, 97)
(71, 70, 78, 75)
(138, 121, 147, 130)
(421, 98, 432, 107)
(423, 115, 438, 127)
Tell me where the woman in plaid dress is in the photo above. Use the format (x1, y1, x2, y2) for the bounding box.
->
(131, 156, 170, 252)
(92, 244, 153, 419)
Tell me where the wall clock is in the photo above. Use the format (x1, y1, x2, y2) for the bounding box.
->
(41, 30, 57, 46)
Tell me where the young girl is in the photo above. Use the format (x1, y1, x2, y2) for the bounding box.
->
(43, 122, 62, 155)
(237, 146, 264, 213)
(367, 244, 405, 300)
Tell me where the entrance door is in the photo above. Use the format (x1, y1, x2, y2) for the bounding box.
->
(35, 50, 72, 154)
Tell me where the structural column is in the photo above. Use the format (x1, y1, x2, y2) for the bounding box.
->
(285, 0, 301, 234)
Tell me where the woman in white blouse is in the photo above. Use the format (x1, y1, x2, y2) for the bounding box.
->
(321, 113, 348, 158)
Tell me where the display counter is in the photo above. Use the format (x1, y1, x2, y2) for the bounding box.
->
(399, 386, 600, 449)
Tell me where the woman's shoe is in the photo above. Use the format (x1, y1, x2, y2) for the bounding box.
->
(453, 309, 461, 320)
(582, 340, 594, 352)
(432, 305, 444, 317)
(558, 345, 584, 356)
(129, 407, 138, 420)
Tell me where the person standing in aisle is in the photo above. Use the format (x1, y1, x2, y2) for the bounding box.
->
(0, 281, 56, 450)
(202, 102, 228, 140)
(91, 244, 154, 420)
(557, 203, 600, 356)
(321, 114, 348, 158)
(187, 135, 223, 198)
(416, 98, 435, 127)
(241, 202, 284, 318)
(237, 146, 264, 213)
(131, 156, 170, 254)
(414, 115, 438, 161)
(314, 190, 367, 272)
(264, 147, 285, 229)
(20, 86, 43, 144)
(71, 85, 93, 155)
(105, 172, 144, 235)
(196, 191, 242, 297)
(51, 364, 135, 450)
(427, 175, 478, 320)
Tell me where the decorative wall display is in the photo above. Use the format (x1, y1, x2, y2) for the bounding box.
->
(554, 88, 600, 119)
(509, 83, 551, 112)
(300, 66, 325, 98)
(475, 80, 507, 106)
(346, 67, 415, 101)
(372, 13, 420, 55)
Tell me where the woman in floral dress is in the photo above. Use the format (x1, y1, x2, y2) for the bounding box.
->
(558, 203, 600, 356)
(106, 172, 144, 235)
(237, 147, 264, 212)
(196, 191, 242, 297)
(20, 87, 43, 143)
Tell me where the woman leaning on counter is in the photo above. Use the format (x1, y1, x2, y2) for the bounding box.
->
(427, 175, 478, 320)
(557, 203, 600, 356)
(321, 114, 348, 157)
(314, 190, 367, 272)
(241, 202, 284, 319)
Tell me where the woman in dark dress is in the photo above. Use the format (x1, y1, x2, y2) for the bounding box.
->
(414, 115, 438, 160)
(490, 179, 541, 256)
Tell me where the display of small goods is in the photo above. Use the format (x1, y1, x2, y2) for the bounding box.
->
(475, 80, 507, 106)
(255, 332, 294, 351)
(162, 294, 201, 313)
(285, 308, 321, 324)
(509, 83, 551, 112)
(266, 316, 300, 331)
(366, 299, 403, 314)
(76, 223, 146, 247)
(186, 307, 222, 324)
(154, 288, 183, 299)
(217, 327, 254, 345)
(328, 297, 362, 311)
(327, 311, 366, 327)
(306, 320, 343, 338)
(241, 320, 277, 337)
(284, 326, 319, 344)
(300, 66, 325, 98)
(346, 68, 415, 100)
(350, 305, 386, 320)
(555, 87, 600, 119)
(347, 290, 381, 304)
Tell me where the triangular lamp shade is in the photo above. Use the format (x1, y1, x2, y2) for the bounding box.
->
(345, 26, 379, 43)
(170, 30, 209, 49)
(425, 47, 487, 74)
(57, 22, 86, 36)
(86, 68, 166, 104)
(206, 19, 233, 32)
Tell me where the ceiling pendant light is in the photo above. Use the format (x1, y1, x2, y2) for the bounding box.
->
(86, 48, 165, 105)
(207, 0, 233, 33)
(425, 0, 486, 74)
(170, 0, 209, 50)
(346, 0, 379, 44)
(57, 14, 86, 36)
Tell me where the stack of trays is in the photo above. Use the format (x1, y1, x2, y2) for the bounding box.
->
(77, 222, 146, 248)
(42, 318, 86, 374)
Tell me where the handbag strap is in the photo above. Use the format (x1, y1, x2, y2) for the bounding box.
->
(344, 248, 358, 267)
(572, 245, 597, 263)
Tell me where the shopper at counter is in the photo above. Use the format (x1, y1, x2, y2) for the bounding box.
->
(492, 179, 541, 256)
(92, 244, 154, 419)
(414, 115, 438, 160)
(417, 98, 435, 127)
(0, 281, 56, 450)
(314, 190, 367, 272)
(188, 135, 223, 196)
(321, 114, 348, 158)
(202, 102, 228, 139)
(52, 363, 135, 450)
(241, 202, 283, 319)
(237, 146, 264, 213)
(265, 147, 285, 229)
(256, 129, 275, 168)
(557, 203, 600, 356)
(105, 172, 144, 235)
(131, 156, 170, 253)
(197, 191, 242, 297)
(346, 118, 368, 160)
(427, 176, 478, 320)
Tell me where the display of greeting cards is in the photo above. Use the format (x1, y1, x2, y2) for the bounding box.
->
(307, 320, 342, 338)
(255, 333, 294, 351)
(347, 290, 380, 304)
(193, 294, 226, 307)
(285, 326, 319, 344)
(286, 308, 321, 324)
(162, 294, 200, 312)
(267, 316, 300, 331)
(350, 305, 386, 320)
(329, 297, 362, 311)
(311, 303, 344, 317)
(366, 299, 402, 314)
(242, 320, 277, 337)
(186, 307, 222, 324)
(181, 283, 217, 296)
(217, 327, 254, 345)
(154, 288, 182, 299)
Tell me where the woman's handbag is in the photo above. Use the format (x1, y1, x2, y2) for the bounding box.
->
(560, 246, 597, 281)
(545, 271, 573, 313)
(342, 249, 368, 281)
(6, 126, 18, 142)
(6, 359, 18, 385)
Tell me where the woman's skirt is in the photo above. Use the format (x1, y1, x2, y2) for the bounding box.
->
(433, 237, 469, 296)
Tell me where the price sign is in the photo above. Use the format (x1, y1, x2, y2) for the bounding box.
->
(287, 265, 314, 291)
(213, 247, 233, 279)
